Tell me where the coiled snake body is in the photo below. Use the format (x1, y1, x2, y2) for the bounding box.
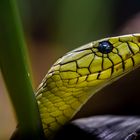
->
(36, 34, 140, 139)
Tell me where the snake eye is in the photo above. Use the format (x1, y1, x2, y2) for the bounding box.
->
(98, 41, 113, 54)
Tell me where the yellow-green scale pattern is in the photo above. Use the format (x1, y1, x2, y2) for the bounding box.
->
(36, 34, 140, 139)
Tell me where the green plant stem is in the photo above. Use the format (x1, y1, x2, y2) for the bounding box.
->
(0, 0, 44, 139)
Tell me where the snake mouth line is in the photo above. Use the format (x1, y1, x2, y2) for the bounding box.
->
(42, 51, 140, 88)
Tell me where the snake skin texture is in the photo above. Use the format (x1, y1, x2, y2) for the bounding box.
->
(36, 34, 140, 139)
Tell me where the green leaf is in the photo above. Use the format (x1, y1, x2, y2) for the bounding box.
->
(0, 0, 45, 139)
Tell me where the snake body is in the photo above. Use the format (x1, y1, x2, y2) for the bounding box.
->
(36, 34, 140, 139)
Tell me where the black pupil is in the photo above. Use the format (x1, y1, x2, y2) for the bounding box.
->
(98, 41, 113, 54)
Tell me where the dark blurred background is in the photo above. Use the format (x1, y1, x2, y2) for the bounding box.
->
(0, 0, 140, 139)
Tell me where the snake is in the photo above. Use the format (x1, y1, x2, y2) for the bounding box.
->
(35, 34, 140, 139)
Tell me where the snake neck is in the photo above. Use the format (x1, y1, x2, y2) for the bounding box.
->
(36, 67, 131, 139)
(36, 72, 107, 138)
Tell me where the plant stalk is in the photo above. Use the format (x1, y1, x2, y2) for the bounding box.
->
(0, 0, 45, 139)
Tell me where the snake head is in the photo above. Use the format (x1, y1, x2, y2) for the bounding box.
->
(45, 34, 140, 90)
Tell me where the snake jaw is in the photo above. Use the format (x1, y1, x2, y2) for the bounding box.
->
(36, 34, 140, 139)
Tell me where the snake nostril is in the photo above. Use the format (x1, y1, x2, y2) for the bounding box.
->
(98, 41, 113, 54)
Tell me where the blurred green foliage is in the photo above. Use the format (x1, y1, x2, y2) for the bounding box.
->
(18, 0, 115, 48)
(55, 0, 114, 47)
